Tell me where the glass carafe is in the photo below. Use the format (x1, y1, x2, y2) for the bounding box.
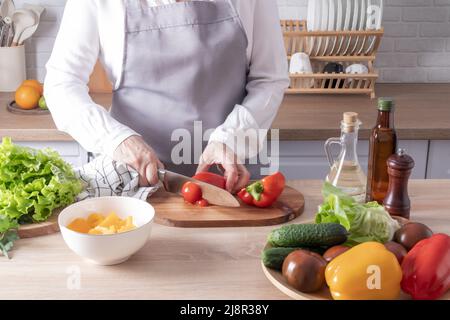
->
(325, 112, 367, 203)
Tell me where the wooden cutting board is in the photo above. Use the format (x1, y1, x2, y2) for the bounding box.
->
(149, 186, 305, 228)
(17, 208, 62, 239)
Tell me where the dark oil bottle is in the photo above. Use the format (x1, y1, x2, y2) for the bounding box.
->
(366, 98, 397, 204)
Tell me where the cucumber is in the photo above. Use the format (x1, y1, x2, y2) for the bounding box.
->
(268, 223, 348, 248)
(261, 247, 326, 270)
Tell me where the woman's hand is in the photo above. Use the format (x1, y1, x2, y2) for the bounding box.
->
(113, 135, 164, 187)
(196, 142, 250, 194)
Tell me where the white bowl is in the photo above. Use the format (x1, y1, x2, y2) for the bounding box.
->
(58, 197, 155, 266)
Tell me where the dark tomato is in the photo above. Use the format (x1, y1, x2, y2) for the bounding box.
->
(282, 250, 327, 293)
(323, 245, 351, 262)
(394, 222, 433, 251)
(193, 172, 226, 189)
(384, 241, 408, 264)
(181, 182, 202, 204)
(196, 199, 209, 207)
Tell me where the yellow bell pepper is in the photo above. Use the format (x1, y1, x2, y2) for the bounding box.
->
(325, 242, 402, 300)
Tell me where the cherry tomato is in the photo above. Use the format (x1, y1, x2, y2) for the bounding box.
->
(181, 182, 202, 204)
(196, 199, 209, 207)
(193, 172, 226, 189)
(237, 189, 254, 205)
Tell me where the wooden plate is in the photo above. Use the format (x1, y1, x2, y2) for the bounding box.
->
(261, 242, 450, 300)
(17, 208, 62, 238)
(7, 100, 50, 115)
(261, 217, 449, 300)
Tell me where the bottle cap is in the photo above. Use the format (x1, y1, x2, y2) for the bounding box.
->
(387, 149, 415, 171)
(343, 112, 358, 124)
(342, 112, 360, 133)
(378, 97, 395, 111)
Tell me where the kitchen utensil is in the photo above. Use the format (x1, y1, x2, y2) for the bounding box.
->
(0, 16, 11, 46)
(383, 149, 415, 219)
(150, 185, 305, 228)
(18, 4, 44, 45)
(58, 197, 155, 265)
(289, 52, 314, 88)
(157, 169, 240, 207)
(0, 0, 14, 19)
(289, 52, 313, 74)
(7, 100, 50, 115)
(11, 8, 37, 46)
(346, 63, 369, 74)
(323, 62, 344, 88)
(0, 44, 26, 92)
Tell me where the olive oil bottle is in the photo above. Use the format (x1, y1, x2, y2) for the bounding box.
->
(366, 98, 398, 203)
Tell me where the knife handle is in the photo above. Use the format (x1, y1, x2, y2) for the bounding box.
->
(157, 169, 168, 190)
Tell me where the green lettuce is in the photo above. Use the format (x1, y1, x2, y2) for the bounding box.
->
(0, 137, 83, 224)
(315, 182, 400, 245)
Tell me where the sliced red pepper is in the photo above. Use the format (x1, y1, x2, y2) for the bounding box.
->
(237, 172, 286, 208)
(193, 172, 226, 189)
(401, 233, 450, 300)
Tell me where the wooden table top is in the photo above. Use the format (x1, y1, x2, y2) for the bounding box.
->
(1, 179, 448, 300)
(1, 84, 450, 142)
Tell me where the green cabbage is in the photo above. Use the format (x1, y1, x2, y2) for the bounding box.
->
(315, 182, 400, 245)
(0, 137, 83, 223)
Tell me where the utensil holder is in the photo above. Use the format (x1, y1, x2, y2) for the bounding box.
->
(281, 20, 384, 99)
(0, 45, 26, 92)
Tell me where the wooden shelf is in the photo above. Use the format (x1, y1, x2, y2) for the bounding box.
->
(281, 20, 384, 99)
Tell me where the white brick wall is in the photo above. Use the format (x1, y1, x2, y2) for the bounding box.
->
(13, 0, 450, 83)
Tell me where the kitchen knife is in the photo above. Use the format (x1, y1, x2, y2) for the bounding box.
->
(157, 169, 240, 208)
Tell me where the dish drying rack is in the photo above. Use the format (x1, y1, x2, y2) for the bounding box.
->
(281, 20, 384, 99)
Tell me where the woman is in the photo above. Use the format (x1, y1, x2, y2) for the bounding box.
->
(45, 0, 288, 193)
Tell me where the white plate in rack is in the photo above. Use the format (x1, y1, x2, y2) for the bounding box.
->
(337, 0, 352, 55)
(343, 0, 358, 55)
(365, 0, 384, 54)
(330, 0, 343, 56)
(324, 0, 336, 56)
(315, 0, 329, 56)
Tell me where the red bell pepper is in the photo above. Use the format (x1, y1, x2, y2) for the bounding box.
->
(237, 172, 286, 208)
(193, 172, 226, 189)
(401, 233, 450, 300)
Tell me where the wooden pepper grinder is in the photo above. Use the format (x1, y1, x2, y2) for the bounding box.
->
(383, 149, 415, 219)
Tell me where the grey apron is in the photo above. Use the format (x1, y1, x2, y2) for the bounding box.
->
(111, 0, 248, 176)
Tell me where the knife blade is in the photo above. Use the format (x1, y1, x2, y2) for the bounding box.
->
(158, 169, 240, 208)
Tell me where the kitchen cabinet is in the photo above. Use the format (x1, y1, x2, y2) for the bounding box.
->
(16, 141, 88, 168)
(262, 140, 428, 180)
(427, 141, 450, 179)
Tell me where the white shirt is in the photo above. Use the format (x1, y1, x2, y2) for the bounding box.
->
(45, 0, 289, 159)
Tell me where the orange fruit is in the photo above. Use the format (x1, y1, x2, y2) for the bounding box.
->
(15, 85, 41, 110)
(21, 79, 43, 95)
